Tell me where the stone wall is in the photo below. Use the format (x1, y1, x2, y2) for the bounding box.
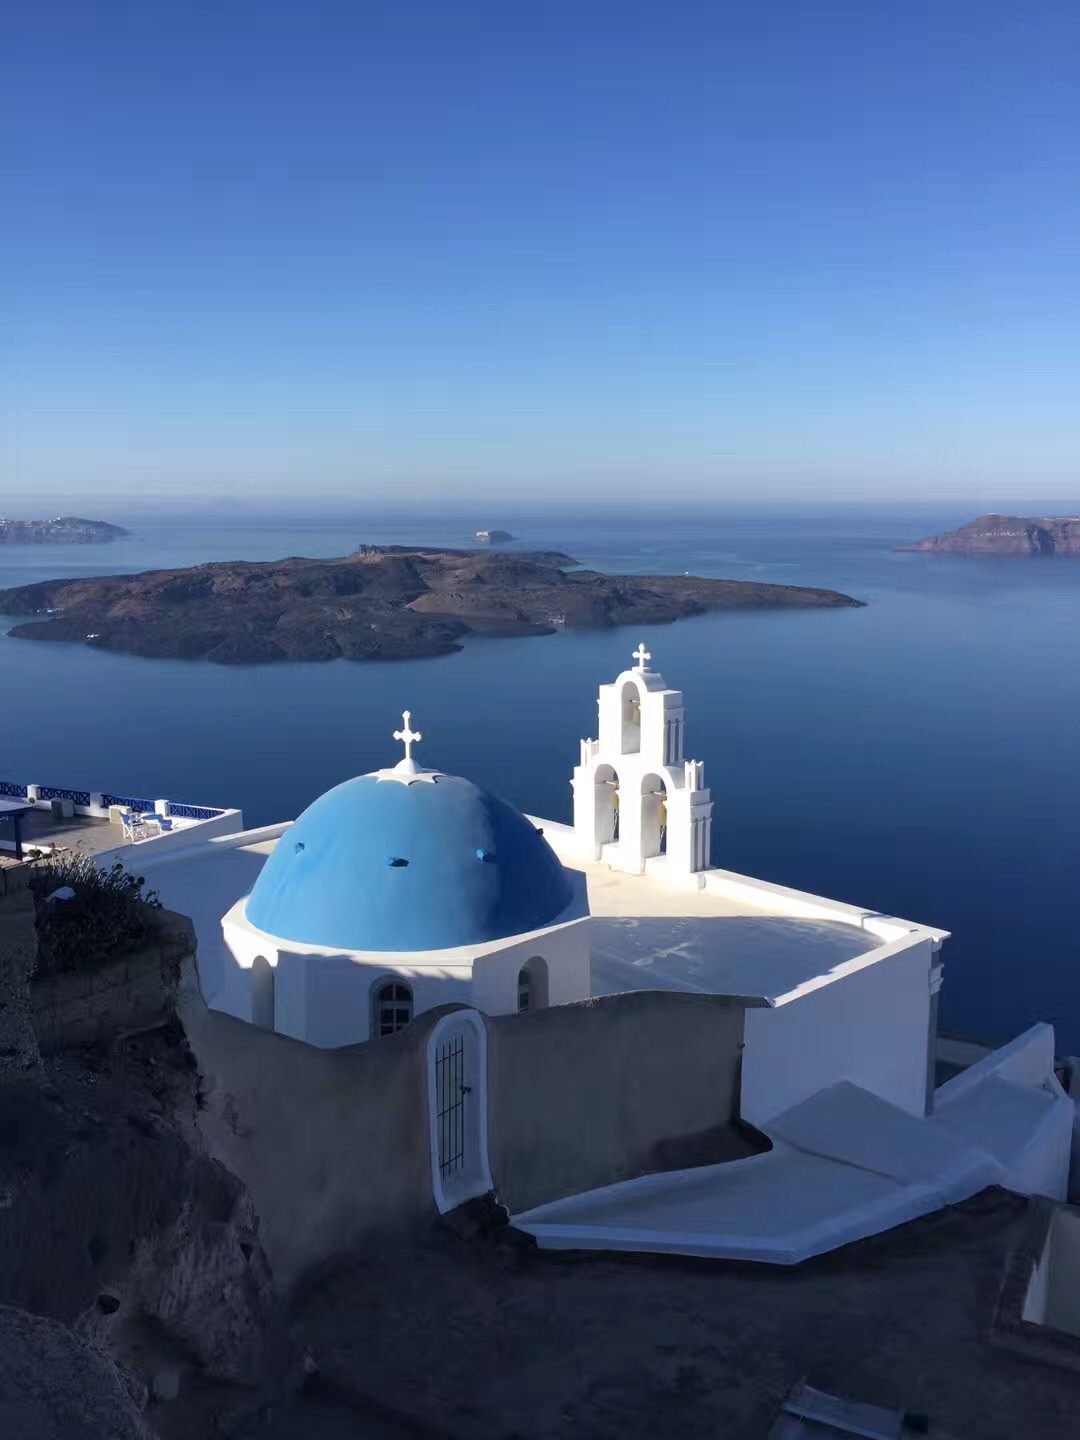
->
(184, 983, 749, 1289)
(486, 990, 747, 1213)
(180, 983, 441, 1291)
(30, 908, 195, 1053)
(0, 866, 40, 1080)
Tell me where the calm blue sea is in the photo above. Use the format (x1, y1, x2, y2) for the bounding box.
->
(2, 505, 1078, 1050)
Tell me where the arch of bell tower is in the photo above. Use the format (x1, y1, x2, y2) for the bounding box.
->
(572, 643, 713, 883)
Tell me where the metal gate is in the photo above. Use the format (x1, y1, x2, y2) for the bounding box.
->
(427, 1010, 491, 1213)
(435, 1031, 468, 1180)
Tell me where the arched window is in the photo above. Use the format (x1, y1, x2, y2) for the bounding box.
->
(594, 763, 620, 846)
(251, 955, 275, 1031)
(640, 774, 668, 859)
(374, 980, 413, 1038)
(620, 680, 642, 754)
(517, 956, 549, 1012)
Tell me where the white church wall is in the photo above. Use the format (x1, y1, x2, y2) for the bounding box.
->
(212, 956, 259, 1025)
(741, 938, 934, 1127)
(295, 955, 473, 1048)
(219, 907, 280, 1024)
(471, 922, 591, 1015)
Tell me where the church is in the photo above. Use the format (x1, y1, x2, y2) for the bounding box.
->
(116, 645, 1073, 1263)
(218, 642, 717, 1049)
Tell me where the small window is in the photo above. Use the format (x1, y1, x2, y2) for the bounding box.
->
(517, 956, 549, 1012)
(251, 955, 275, 1031)
(375, 980, 413, 1038)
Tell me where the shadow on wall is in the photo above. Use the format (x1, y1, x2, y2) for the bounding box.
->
(486, 991, 749, 1214)
(180, 983, 444, 1292)
(181, 983, 751, 1293)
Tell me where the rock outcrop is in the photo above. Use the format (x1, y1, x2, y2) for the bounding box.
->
(0, 545, 863, 664)
(904, 514, 1080, 556)
(0, 874, 276, 1434)
(0, 1305, 151, 1440)
(0, 867, 41, 1087)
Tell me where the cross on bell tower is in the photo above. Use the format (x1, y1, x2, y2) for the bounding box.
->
(393, 710, 421, 762)
(632, 642, 651, 672)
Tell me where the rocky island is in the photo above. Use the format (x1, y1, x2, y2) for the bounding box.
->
(0, 515, 128, 544)
(476, 528, 514, 543)
(0, 544, 862, 664)
(903, 513, 1080, 556)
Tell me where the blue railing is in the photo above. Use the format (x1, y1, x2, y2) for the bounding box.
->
(37, 785, 92, 807)
(0, 781, 28, 799)
(168, 803, 225, 822)
(101, 793, 156, 813)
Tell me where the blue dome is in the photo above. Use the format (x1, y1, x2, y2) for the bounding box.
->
(245, 770, 572, 952)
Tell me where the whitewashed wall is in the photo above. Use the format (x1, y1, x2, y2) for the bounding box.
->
(471, 923, 591, 1015)
(740, 938, 934, 1126)
(222, 898, 588, 1047)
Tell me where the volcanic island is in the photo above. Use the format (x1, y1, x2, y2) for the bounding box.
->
(0, 544, 863, 664)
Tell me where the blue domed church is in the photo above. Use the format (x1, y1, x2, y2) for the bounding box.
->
(222, 712, 590, 1046)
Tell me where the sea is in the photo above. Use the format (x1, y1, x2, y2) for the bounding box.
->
(2, 504, 1078, 1050)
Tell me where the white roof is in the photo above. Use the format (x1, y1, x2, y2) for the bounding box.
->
(132, 816, 941, 1011)
(589, 915, 873, 1004)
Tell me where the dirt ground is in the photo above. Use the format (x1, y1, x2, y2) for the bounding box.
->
(260, 1192, 1080, 1440)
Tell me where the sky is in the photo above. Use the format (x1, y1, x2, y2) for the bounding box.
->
(3, 1, 1079, 509)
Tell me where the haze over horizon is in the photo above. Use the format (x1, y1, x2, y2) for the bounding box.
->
(4, 2, 1079, 508)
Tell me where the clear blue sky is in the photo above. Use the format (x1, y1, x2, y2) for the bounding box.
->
(3, 1, 1078, 507)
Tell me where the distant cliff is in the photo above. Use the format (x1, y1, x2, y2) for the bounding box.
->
(475, 529, 514, 543)
(0, 545, 863, 664)
(904, 514, 1080, 556)
(0, 516, 128, 545)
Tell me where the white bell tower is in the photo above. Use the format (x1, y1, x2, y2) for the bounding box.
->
(571, 644, 713, 883)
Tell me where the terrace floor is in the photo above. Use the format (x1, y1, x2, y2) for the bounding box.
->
(17, 808, 121, 858)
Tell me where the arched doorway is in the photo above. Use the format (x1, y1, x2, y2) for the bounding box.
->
(620, 680, 642, 754)
(593, 763, 620, 845)
(640, 774, 668, 859)
(426, 1011, 493, 1213)
(251, 956, 275, 1030)
(517, 955, 549, 1012)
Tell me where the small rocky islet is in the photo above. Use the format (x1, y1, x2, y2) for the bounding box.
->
(0, 516, 128, 545)
(903, 513, 1080, 556)
(0, 543, 863, 665)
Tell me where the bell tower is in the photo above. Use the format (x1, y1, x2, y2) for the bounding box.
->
(571, 644, 713, 883)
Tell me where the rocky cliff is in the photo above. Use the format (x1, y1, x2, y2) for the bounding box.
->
(904, 514, 1080, 556)
(0, 869, 277, 1437)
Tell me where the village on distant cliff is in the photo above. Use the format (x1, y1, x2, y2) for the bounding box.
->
(0, 516, 128, 544)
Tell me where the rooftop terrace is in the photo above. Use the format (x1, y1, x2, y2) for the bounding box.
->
(0, 779, 242, 868)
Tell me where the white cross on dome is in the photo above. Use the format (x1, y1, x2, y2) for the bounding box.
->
(393, 710, 421, 761)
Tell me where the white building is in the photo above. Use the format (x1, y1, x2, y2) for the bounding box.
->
(119, 644, 1074, 1262)
(134, 643, 941, 1123)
